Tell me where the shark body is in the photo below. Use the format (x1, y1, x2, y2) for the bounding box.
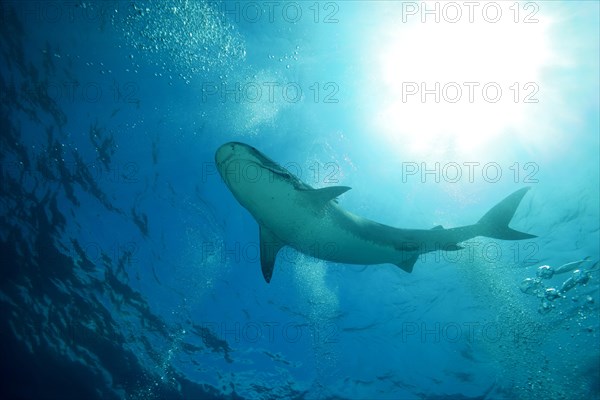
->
(215, 142, 536, 283)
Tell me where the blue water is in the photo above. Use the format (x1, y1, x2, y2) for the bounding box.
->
(1, 1, 599, 399)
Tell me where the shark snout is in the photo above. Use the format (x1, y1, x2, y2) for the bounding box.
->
(215, 142, 236, 166)
(215, 142, 259, 185)
(215, 141, 253, 161)
(215, 141, 260, 170)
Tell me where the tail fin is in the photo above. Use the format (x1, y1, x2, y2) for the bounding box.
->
(477, 187, 536, 240)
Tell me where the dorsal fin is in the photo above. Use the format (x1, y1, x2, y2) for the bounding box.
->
(259, 225, 285, 283)
(300, 186, 351, 206)
(431, 225, 444, 230)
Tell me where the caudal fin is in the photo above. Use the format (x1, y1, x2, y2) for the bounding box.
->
(477, 187, 536, 240)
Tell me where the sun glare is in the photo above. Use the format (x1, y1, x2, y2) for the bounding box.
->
(366, 2, 557, 160)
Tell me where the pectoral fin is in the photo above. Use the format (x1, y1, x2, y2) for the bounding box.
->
(395, 254, 419, 273)
(259, 225, 285, 283)
(443, 244, 464, 251)
(300, 186, 352, 206)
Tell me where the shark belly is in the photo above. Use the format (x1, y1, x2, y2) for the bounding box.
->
(265, 202, 406, 266)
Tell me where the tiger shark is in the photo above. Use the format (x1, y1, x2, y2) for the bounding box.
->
(215, 142, 536, 283)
